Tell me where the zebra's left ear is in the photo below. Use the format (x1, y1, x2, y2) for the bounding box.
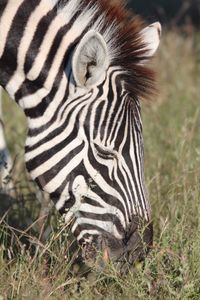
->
(72, 30, 108, 88)
(139, 22, 161, 62)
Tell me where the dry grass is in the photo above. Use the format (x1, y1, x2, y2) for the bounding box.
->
(0, 31, 200, 299)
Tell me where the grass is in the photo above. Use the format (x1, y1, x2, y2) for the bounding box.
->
(0, 30, 200, 299)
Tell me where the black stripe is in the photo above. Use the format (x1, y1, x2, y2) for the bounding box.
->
(26, 125, 78, 170)
(80, 197, 104, 208)
(0, 0, 41, 86)
(115, 165, 133, 219)
(49, 161, 128, 223)
(99, 72, 114, 139)
(15, 7, 85, 101)
(129, 117, 146, 216)
(134, 123, 148, 215)
(87, 179, 128, 225)
(25, 95, 90, 151)
(109, 98, 127, 144)
(23, 69, 64, 118)
(24, 8, 57, 74)
(106, 77, 124, 139)
(0, 0, 8, 19)
(93, 100, 105, 140)
(118, 109, 144, 216)
(22, 44, 77, 118)
(108, 98, 147, 219)
(78, 211, 125, 235)
(34, 142, 84, 185)
(73, 223, 121, 239)
(83, 88, 104, 139)
(113, 100, 129, 150)
(49, 161, 92, 200)
(58, 191, 76, 215)
(26, 87, 86, 137)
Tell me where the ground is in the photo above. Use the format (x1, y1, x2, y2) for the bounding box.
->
(0, 31, 200, 299)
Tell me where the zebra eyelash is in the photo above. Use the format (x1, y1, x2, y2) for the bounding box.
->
(93, 142, 116, 160)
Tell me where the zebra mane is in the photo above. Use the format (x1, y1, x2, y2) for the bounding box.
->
(55, 0, 156, 100)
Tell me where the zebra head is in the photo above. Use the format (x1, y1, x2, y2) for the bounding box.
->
(0, 0, 161, 268)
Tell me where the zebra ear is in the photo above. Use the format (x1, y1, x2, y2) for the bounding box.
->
(139, 22, 161, 62)
(72, 30, 108, 88)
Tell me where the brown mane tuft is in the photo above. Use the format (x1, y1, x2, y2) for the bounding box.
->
(59, 0, 157, 100)
(95, 0, 157, 100)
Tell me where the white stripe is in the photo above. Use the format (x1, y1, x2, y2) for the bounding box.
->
(83, 151, 129, 224)
(6, 0, 54, 98)
(27, 5, 96, 91)
(131, 119, 149, 220)
(72, 218, 123, 240)
(19, 87, 49, 109)
(78, 189, 126, 228)
(117, 111, 142, 216)
(55, 182, 69, 210)
(76, 229, 100, 242)
(30, 138, 82, 179)
(42, 148, 84, 193)
(76, 203, 125, 228)
(25, 94, 92, 160)
(102, 70, 123, 145)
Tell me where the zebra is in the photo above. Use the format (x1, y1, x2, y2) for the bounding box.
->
(0, 0, 161, 269)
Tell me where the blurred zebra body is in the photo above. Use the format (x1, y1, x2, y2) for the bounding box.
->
(0, 87, 13, 191)
(0, 0, 161, 266)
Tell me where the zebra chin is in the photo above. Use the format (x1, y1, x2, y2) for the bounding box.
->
(79, 217, 153, 273)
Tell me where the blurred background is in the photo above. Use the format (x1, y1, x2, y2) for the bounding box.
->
(128, 0, 200, 31)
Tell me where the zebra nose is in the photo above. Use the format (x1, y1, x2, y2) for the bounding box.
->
(81, 219, 153, 272)
(81, 234, 124, 269)
(101, 220, 153, 271)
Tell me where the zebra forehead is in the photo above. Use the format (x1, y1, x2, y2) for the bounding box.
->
(53, 0, 157, 100)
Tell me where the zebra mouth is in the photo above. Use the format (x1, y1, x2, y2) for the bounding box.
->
(81, 217, 153, 273)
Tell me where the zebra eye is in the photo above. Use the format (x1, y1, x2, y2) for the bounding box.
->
(94, 143, 115, 160)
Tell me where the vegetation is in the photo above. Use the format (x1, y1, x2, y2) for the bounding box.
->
(0, 31, 200, 299)
(128, 0, 200, 28)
